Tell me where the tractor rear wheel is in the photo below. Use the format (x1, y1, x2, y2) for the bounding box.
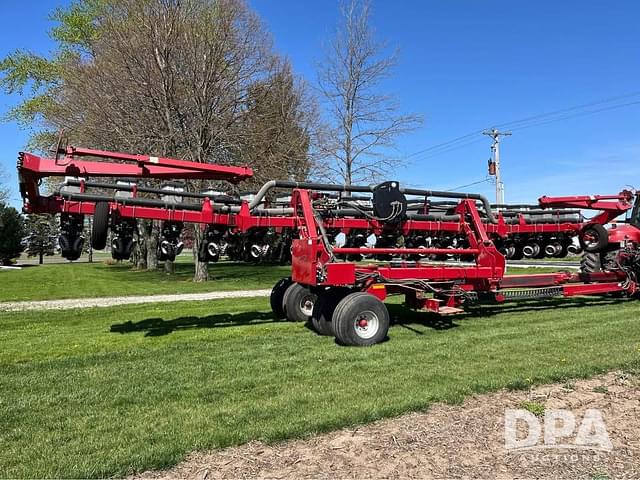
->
(91, 202, 110, 250)
(580, 252, 602, 274)
(580, 224, 609, 253)
(283, 283, 317, 322)
(332, 292, 390, 346)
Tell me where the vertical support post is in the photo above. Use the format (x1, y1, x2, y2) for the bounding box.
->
(483, 128, 511, 205)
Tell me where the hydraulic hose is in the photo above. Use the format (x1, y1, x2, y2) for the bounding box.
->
(248, 180, 499, 223)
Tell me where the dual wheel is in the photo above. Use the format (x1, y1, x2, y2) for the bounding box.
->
(270, 278, 317, 323)
(270, 279, 390, 346)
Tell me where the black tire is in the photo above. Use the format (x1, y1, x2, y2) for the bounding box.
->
(557, 243, 569, 258)
(283, 283, 317, 322)
(58, 234, 69, 251)
(511, 246, 524, 260)
(580, 224, 609, 253)
(270, 278, 293, 319)
(112, 237, 134, 260)
(63, 237, 83, 261)
(64, 250, 81, 261)
(158, 242, 175, 262)
(91, 202, 110, 250)
(580, 252, 602, 274)
(332, 292, 390, 346)
(311, 288, 350, 336)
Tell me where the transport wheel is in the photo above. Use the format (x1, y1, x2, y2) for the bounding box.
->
(580, 224, 609, 253)
(580, 252, 602, 274)
(283, 283, 317, 322)
(270, 277, 293, 319)
(91, 201, 110, 250)
(311, 288, 350, 336)
(332, 292, 390, 346)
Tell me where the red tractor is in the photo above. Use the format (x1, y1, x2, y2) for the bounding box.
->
(539, 191, 640, 278)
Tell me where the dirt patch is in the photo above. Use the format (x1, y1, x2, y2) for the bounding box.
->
(134, 371, 640, 479)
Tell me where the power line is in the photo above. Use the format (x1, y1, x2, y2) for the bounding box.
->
(403, 90, 640, 161)
(446, 177, 492, 192)
(408, 137, 485, 162)
(508, 100, 640, 132)
(494, 91, 640, 130)
(404, 130, 483, 159)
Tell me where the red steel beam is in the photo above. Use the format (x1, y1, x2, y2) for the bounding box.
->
(333, 247, 480, 256)
(563, 282, 625, 296)
(20, 152, 252, 182)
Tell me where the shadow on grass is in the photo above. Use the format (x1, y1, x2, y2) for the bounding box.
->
(387, 303, 460, 333)
(110, 295, 633, 339)
(464, 295, 631, 318)
(385, 295, 632, 335)
(110, 311, 276, 337)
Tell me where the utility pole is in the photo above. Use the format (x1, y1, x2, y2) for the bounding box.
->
(483, 128, 511, 205)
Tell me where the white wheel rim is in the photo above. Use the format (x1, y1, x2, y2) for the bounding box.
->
(353, 310, 379, 339)
(300, 295, 314, 317)
(583, 233, 598, 248)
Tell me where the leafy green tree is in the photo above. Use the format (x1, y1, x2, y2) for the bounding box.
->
(0, 0, 105, 150)
(0, 203, 25, 265)
(0, 166, 9, 203)
(1, 0, 318, 281)
(24, 214, 59, 264)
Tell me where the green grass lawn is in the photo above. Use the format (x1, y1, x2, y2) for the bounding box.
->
(0, 260, 563, 302)
(1, 295, 639, 478)
(0, 261, 291, 301)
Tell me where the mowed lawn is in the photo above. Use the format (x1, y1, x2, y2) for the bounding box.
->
(0, 261, 290, 301)
(1, 294, 640, 478)
(0, 260, 560, 302)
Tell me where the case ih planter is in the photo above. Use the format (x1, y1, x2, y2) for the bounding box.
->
(17, 145, 640, 346)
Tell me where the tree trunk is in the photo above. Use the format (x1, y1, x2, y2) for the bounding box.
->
(146, 221, 159, 271)
(87, 218, 93, 263)
(134, 220, 148, 270)
(192, 226, 208, 282)
(39, 252, 43, 265)
(164, 259, 175, 275)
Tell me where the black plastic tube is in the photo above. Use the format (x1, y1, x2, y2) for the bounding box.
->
(249, 180, 499, 223)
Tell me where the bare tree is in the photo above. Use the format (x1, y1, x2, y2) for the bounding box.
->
(241, 60, 316, 188)
(44, 0, 314, 281)
(317, 0, 422, 185)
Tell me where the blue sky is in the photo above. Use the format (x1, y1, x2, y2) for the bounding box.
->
(1, 0, 639, 208)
